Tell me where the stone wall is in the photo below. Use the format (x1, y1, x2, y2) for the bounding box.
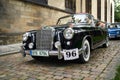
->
(48, 0, 65, 10)
(0, 33, 23, 45)
(0, 0, 69, 45)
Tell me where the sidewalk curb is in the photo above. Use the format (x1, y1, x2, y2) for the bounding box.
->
(0, 50, 20, 56)
(0, 43, 22, 56)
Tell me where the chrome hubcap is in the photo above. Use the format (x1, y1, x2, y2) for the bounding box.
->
(83, 44, 89, 59)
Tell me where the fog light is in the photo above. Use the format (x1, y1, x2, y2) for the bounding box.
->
(67, 41, 71, 45)
(55, 41, 61, 48)
(29, 43, 34, 49)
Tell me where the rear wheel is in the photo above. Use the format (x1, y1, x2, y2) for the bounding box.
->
(79, 39, 90, 63)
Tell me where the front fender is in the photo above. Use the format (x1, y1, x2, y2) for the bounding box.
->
(81, 35, 93, 50)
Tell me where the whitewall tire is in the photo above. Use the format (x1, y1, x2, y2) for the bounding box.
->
(79, 39, 90, 63)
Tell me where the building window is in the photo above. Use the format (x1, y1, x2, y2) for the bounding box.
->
(81, 0, 82, 12)
(111, 4, 112, 22)
(65, 0, 76, 13)
(25, 0, 48, 5)
(86, 0, 91, 14)
(97, 0, 101, 20)
(105, 0, 107, 21)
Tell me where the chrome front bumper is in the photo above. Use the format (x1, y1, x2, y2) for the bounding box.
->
(23, 50, 64, 56)
(20, 47, 83, 60)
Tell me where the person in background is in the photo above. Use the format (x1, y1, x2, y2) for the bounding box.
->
(97, 21, 105, 28)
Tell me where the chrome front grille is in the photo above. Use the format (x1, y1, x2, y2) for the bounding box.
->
(36, 29, 53, 50)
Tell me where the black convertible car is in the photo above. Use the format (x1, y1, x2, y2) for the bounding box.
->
(21, 13, 109, 63)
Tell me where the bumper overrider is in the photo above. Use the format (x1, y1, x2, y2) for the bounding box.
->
(20, 41, 83, 60)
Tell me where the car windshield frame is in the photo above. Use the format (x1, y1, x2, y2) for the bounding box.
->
(56, 14, 92, 25)
(109, 24, 120, 28)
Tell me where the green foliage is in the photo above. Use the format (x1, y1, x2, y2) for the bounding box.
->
(115, 12, 120, 22)
(115, 5, 120, 12)
(113, 65, 120, 80)
(115, 0, 120, 22)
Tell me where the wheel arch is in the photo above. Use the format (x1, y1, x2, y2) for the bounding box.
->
(82, 35, 93, 50)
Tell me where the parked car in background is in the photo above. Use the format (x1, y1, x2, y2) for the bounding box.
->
(21, 13, 109, 63)
(108, 23, 120, 39)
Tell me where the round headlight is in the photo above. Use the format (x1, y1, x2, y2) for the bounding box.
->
(63, 28, 74, 39)
(117, 31, 119, 34)
(29, 43, 34, 49)
(23, 32, 31, 41)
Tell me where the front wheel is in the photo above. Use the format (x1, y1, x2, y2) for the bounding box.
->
(79, 39, 90, 63)
(103, 37, 109, 48)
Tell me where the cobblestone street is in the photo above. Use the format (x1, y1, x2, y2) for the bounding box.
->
(0, 40, 120, 80)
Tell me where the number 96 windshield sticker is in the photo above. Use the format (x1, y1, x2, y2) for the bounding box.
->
(63, 48, 79, 60)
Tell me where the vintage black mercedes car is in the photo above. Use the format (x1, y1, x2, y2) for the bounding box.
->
(21, 13, 109, 63)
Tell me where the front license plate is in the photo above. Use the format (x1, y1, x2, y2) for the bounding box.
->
(117, 35, 120, 37)
(110, 35, 115, 38)
(63, 48, 79, 60)
(30, 50, 49, 57)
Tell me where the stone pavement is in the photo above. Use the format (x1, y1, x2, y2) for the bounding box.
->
(0, 40, 120, 80)
(0, 43, 22, 56)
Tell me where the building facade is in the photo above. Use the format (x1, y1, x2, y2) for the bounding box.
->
(0, 0, 114, 45)
(76, 0, 115, 23)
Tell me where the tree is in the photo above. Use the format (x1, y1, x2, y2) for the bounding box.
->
(115, 0, 120, 22)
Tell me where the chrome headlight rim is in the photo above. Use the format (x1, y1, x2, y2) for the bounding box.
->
(23, 32, 31, 41)
(63, 28, 74, 40)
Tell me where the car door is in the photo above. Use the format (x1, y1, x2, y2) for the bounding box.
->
(91, 19, 104, 46)
(100, 23, 108, 41)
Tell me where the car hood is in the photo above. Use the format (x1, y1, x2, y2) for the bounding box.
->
(108, 28, 120, 32)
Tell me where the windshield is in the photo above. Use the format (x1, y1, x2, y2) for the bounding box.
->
(109, 24, 120, 28)
(57, 14, 92, 25)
